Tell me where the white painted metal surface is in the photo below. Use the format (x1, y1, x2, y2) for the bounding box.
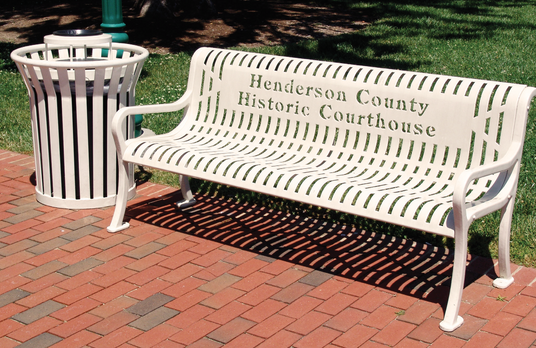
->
(11, 42, 149, 208)
(44, 32, 113, 62)
(107, 47, 536, 331)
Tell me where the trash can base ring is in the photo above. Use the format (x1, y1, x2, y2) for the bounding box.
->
(35, 185, 136, 209)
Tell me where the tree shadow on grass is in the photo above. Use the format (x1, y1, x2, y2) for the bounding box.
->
(0, 42, 18, 71)
(1, 0, 533, 71)
(0, 0, 102, 46)
(126, 0, 371, 53)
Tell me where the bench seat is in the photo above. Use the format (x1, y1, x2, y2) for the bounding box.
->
(107, 47, 536, 331)
(125, 120, 496, 238)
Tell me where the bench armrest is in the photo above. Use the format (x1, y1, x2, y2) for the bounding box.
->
(452, 86, 536, 227)
(111, 90, 193, 156)
(452, 143, 522, 225)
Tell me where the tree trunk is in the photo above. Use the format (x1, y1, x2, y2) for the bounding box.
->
(133, 0, 218, 18)
(133, 0, 175, 18)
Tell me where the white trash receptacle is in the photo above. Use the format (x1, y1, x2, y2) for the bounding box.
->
(11, 30, 149, 209)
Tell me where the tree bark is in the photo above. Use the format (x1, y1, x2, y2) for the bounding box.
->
(133, 0, 219, 18)
(133, 0, 175, 18)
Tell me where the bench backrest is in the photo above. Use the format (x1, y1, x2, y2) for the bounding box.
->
(182, 48, 528, 176)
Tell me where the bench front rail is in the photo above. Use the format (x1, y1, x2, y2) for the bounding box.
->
(107, 48, 536, 331)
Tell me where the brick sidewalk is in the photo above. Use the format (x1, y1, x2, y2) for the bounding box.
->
(1, 148, 536, 348)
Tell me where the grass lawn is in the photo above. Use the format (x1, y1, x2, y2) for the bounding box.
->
(2, 0, 536, 266)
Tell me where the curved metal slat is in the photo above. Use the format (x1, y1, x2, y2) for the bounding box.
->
(119, 48, 529, 240)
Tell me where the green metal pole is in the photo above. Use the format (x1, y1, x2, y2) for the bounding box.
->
(101, 0, 129, 43)
(101, 0, 143, 136)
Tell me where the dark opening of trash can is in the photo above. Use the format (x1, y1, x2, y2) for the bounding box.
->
(53, 29, 103, 37)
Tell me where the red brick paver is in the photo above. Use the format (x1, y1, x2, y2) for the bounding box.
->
(2, 149, 536, 347)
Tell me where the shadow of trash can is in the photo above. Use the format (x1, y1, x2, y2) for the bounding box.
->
(10, 30, 149, 209)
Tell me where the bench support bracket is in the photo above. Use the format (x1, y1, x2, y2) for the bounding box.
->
(107, 160, 131, 233)
(493, 198, 516, 289)
(176, 175, 197, 209)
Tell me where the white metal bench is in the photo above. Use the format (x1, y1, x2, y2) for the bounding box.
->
(107, 47, 536, 331)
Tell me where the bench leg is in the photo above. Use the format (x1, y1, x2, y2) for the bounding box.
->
(439, 228, 467, 332)
(493, 200, 515, 289)
(107, 160, 131, 233)
(176, 175, 197, 209)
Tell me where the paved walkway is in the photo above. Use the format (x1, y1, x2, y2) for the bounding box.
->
(1, 149, 536, 348)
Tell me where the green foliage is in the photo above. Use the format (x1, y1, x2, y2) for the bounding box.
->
(135, 53, 191, 132)
(0, 43, 32, 154)
(4, 0, 536, 266)
(242, 0, 536, 267)
(0, 69, 32, 154)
